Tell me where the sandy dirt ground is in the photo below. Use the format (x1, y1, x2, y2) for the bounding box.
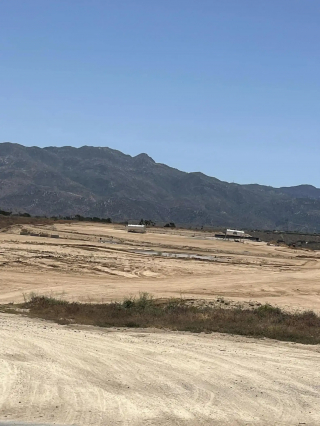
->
(1, 223, 320, 425)
(1, 223, 320, 312)
(1, 312, 320, 426)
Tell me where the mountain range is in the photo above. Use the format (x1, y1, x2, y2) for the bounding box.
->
(1, 142, 320, 231)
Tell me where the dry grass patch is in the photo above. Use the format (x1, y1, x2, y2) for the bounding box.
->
(17, 293, 320, 345)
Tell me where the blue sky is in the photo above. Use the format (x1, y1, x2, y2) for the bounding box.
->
(0, 0, 319, 187)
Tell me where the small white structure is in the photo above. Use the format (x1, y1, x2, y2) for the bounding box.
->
(226, 229, 245, 237)
(127, 224, 146, 233)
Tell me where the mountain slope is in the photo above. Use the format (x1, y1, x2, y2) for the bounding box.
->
(1, 142, 320, 231)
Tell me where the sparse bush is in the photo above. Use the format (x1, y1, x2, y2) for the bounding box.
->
(256, 304, 283, 317)
(122, 296, 135, 309)
(101, 218, 112, 223)
(139, 219, 155, 226)
(135, 292, 153, 310)
(164, 222, 176, 228)
(18, 295, 320, 345)
(27, 295, 68, 307)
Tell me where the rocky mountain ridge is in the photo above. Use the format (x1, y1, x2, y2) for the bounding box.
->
(1, 142, 320, 231)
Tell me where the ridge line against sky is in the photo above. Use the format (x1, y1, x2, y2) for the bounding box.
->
(1, 141, 318, 191)
(0, 0, 319, 187)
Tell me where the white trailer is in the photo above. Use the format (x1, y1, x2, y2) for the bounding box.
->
(226, 229, 245, 237)
(127, 224, 146, 233)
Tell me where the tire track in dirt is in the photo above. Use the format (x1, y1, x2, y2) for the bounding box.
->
(1, 313, 320, 425)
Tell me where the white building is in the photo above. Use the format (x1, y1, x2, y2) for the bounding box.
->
(226, 229, 245, 237)
(126, 224, 146, 233)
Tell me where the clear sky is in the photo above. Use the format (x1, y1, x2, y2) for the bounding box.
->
(1, 0, 319, 187)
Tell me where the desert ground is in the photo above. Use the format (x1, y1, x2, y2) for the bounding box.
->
(1, 222, 320, 311)
(1, 222, 320, 425)
(1, 313, 320, 426)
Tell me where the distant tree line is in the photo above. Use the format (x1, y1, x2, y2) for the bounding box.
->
(0, 209, 112, 223)
(0, 209, 31, 217)
(164, 222, 176, 228)
(0, 209, 11, 216)
(139, 218, 156, 226)
(138, 219, 176, 228)
(0, 208, 176, 228)
(74, 214, 112, 223)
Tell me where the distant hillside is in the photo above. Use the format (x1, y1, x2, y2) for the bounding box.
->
(277, 185, 320, 200)
(1, 142, 320, 231)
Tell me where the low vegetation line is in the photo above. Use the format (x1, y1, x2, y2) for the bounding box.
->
(18, 293, 320, 345)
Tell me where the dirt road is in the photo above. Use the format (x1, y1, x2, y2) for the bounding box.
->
(0, 313, 319, 425)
